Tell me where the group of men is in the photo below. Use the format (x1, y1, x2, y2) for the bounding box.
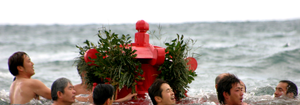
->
(7, 51, 299, 105)
(214, 73, 298, 104)
(8, 51, 133, 105)
(147, 73, 299, 105)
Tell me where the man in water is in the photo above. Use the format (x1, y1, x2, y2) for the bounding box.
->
(211, 73, 247, 104)
(217, 73, 244, 105)
(274, 80, 298, 98)
(93, 84, 115, 105)
(74, 61, 137, 102)
(148, 79, 176, 105)
(215, 73, 230, 89)
(51, 77, 76, 105)
(215, 73, 246, 92)
(8, 51, 52, 104)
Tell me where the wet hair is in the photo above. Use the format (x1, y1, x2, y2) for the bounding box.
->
(148, 79, 168, 105)
(217, 74, 240, 104)
(75, 57, 104, 84)
(51, 77, 72, 101)
(8, 51, 27, 76)
(75, 56, 86, 79)
(93, 84, 115, 105)
(215, 73, 230, 85)
(280, 80, 298, 98)
(215, 76, 221, 85)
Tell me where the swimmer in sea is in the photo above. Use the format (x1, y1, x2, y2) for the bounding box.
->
(93, 84, 115, 105)
(212, 73, 248, 105)
(274, 80, 298, 99)
(148, 79, 176, 105)
(217, 73, 244, 105)
(8, 51, 52, 104)
(51, 77, 76, 105)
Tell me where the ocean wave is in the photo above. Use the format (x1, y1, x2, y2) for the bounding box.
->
(261, 47, 300, 66)
(30, 52, 78, 64)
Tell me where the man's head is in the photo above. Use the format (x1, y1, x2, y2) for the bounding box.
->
(215, 73, 230, 89)
(8, 51, 34, 76)
(148, 79, 175, 105)
(93, 84, 115, 105)
(76, 58, 104, 84)
(240, 80, 246, 93)
(274, 80, 298, 98)
(51, 77, 76, 104)
(217, 74, 243, 105)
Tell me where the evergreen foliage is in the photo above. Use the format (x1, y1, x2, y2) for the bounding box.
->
(76, 30, 143, 93)
(158, 34, 197, 100)
(75, 29, 197, 100)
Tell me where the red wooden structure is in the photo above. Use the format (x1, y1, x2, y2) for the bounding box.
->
(84, 20, 198, 104)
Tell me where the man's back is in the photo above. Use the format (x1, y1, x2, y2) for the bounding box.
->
(9, 78, 51, 104)
(74, 84, 91, 95)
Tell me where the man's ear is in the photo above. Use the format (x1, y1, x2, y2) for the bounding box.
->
(17, 66, 24, 72)
(104, 98, 111, 105)
(223, 91, 229, 99)
(286, 92, 294, 98)
(154, 96, 162, 103)
(57, 91, 63, 98)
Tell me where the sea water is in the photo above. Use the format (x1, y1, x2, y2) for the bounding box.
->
(1, 19, 300, 105)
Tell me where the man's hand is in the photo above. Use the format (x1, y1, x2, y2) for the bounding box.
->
(124, 93, 138, 101)
(114, 93, 138, 102)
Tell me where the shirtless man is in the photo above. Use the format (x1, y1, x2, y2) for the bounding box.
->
(8, 51, 51, 104)
(93, 84, 115, 105)
(213, 73, 247, 105)
(217, 73, 244, 105)
(74, 63, 137, 103)
(215, 73, 246, 92)
(74, 69, 93, 95)
(148, 79, 176, 105)
(274, 80, 298, 98)
(51, 77, 76, 105)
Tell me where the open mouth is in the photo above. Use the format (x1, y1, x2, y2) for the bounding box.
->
(171, 97, 175, 100)
(171, 95, 175, 100)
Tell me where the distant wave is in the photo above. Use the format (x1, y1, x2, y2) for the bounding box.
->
(263, 48, 300, 66)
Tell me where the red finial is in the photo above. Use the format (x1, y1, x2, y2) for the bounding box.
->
(84, 48, 99, 66)
(136, 20, 149, 32)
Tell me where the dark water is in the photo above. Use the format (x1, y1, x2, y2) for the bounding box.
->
(1, 19, 300, 104)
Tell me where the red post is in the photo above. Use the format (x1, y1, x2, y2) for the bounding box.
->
(117, 20, 165, 100)
(135, 20, 150, 46)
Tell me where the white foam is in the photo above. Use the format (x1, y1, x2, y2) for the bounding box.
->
(0, 72, 13, 79)
(30, 52, 78, 63)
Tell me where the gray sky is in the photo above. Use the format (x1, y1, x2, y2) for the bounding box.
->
(1, 0, 299, 25)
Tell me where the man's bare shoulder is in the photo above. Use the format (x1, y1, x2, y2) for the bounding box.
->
(9, 78, 39, 104)
(74, 83, 91, 95)
(28, 79, 44, 84)
(9, 78, 44, 92)
(12, 78, 47, 91)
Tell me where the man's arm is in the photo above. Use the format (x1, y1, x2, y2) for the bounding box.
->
(114, 93, 137, 102)
(31, 79, 52, 99)
(75, 93, 137, 103)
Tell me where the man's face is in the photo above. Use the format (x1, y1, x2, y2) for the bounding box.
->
(61, 83, 76, 103)
(22, 55, 35, 76)
(240, 80, 246, 93)
(274, 82, 288, 98)
(227, 83, 244, 105)
(160, 83, 175, 104)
